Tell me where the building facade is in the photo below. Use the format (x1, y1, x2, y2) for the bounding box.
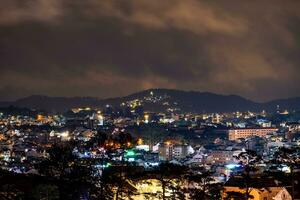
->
(228, 128, 278, 140)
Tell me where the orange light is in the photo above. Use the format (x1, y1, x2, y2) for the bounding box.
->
(137, 138, 143, 145)
(37, 114, 44, 121)
(144, 114, 149, 123)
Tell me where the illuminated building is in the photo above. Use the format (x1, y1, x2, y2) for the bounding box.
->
(206, 150, 236, 164)
(158, 142, 191, 160)
(212, 113, 221, 124)
(137, 138, 143, 145)
(136, 145, 150, 151)
(256, 119, 272, 127)
(286, 122, 300, 132)
(158, 142, 173, 160)
(0, 149, 11, 161)
(172, 144, 189, 159)
(228, 128, 278, 140)
(223, 176, 292, 200)
(144, 114, 149, 124)
(59, 131, 70, 141)
(36, 114, 44, 121)
(223, 187, 291, 200)
(97, 113, 104, 126)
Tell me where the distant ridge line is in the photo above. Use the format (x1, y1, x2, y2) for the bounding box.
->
(0, 88, 299, 113)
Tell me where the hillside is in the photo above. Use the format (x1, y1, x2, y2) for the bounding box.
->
(0, 89, 299, 113)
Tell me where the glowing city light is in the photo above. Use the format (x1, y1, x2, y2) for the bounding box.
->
(137, 138, 143, 145)
(144, 114, 149, 123)
(61, 131, 69, 138)
(125, 150, 135, 157)
(225, 164, 240, 170)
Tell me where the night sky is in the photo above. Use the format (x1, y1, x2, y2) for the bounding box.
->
(0, 0, 300, 102)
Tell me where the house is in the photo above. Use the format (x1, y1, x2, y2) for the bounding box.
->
(223, 176, 292, 200)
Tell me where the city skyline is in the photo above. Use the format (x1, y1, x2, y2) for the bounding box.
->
(1, 1, 300, 199)
(1, 0, 300, 102)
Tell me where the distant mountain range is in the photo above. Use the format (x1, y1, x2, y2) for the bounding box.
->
(0, 89, 299, 113)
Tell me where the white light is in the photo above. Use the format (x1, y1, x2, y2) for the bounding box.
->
(61, 131, 69, 138)
(225, 164, 240, 169)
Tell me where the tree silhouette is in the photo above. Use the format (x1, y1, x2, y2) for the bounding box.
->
(37, 144, 92, 199)
(154, 162, 186, 200)
(186, 167, 222, 200)
(32, 184, 59, 200)
(228, 150, 261, 200)
(272, 147, 300, 200)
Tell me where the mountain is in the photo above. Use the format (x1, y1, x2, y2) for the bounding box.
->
(5, 95, 102, 113)
(0, 89, 299, 113)
(262, 97, 300, 111)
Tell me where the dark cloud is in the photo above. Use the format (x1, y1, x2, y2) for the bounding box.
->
(0, 0, 299, 101)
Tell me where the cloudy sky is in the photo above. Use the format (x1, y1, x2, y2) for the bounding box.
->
(0, 0, 300, 102)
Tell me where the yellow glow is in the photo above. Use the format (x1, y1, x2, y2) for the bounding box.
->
(61, 131, 69, 138)
(97, 114, 103, 120)
(130, 179, 180, 200)
(144, 114, 149, 123)
(37, 114, 44, 121)
(137, 138, 143, 145)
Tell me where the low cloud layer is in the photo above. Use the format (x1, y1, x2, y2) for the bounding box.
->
(0, 0, 299, 101)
